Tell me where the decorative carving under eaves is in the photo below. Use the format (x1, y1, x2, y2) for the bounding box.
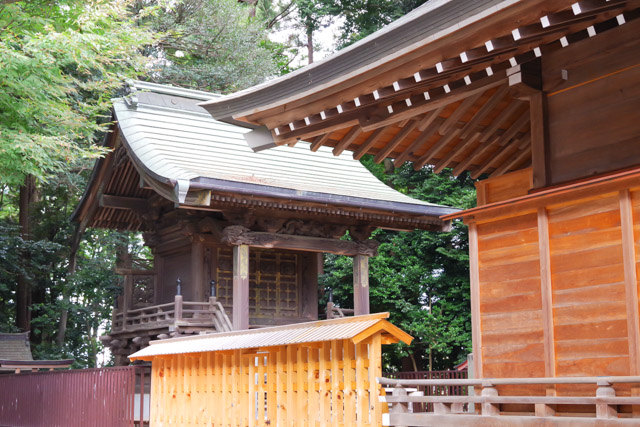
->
(355, 239, 379, 257)
(221, 225, 253, 246)
(276, 219, 348, 239)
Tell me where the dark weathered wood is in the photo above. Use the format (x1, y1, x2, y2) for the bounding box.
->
(353, 254, 370, 316)
(99, 194, 150, 211)
(191, 236, 205, 302)
(221, 226, 379, 257)
(232, 244, 249, 330)
(299, 252, 319, 320)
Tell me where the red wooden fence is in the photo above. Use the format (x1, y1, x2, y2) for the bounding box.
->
(382, 369, 469, 412)
(0, 365, 149, 427)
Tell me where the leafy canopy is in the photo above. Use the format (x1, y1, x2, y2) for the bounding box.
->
(0, 1, 153, 186)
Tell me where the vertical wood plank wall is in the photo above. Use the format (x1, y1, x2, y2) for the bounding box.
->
(148, 337, 383, 426)
(472, 178, 640, 398)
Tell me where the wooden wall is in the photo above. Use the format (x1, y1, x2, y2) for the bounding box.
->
(543, 20, 640, 186)
(468, 169, 640, 394)
(147, 336, 383, 426)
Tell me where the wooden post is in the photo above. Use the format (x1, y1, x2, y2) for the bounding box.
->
(481, 383, 499, 416)
(353, 254, 370, 316)
(596, 382, 617, 419)
(191, 236, 205, 301)
(468, 222, 483, 379)
(175, 294, 183, 321)
(233, 244, 249, 330)
(391, 385, 409, 427)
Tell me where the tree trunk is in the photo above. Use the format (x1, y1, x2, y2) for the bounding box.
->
(56, 223, 83, 346)
(307, 25, 314, 65)
(16, 175, 38, 332)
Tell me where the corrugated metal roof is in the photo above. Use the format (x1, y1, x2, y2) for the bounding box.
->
(201, 0, 513, 120)
(128, 313, 412, 360)
(116, 82, 453, 212)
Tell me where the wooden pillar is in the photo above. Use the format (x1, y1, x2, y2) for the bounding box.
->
(232, 244, 250, 330)
(353, 254, 370, 316)
(468, 222, 483, 379)
(619, 190, 640, 376)
(536, 207, 556, 378)
(300, 252, 319, 320)
(508, 60, 549, 189)
(191, 236, 205, 301)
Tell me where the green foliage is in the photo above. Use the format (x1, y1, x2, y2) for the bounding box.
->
(143, 0, 282, 92)
(320, 159, 476, 371)
(331, 0, 429, 48)
(0, 1, 152, 186)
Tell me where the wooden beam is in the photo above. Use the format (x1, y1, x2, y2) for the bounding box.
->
(460, 85, 510, 139)
(414, 128, 462, 170)
(99, 194, 150, 211)
(417, 106, 446, 131)
(353, 254, 370, 316)
(373, 120, 420, 163)
(332, 125, 363, 156)
(619, 189, 640, 376)
(438, 92, 484, 136)
(353, 126, 388, 160)
(221, 226, 379, 257)
(477, 100, 524, 143)
(537, 207, 557, 378)
(470, 136, 522, 179)
(489, 147, 532, 178)
(232, 244, 249, 330)
(433, 132, 481, 174)
(360, 72, 506, 132)
(310, 133, 331, 152)
(393, 117, 444, 168)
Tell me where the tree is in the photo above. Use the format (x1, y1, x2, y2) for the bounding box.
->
(142, 0, 284, 92)
(0, 0, 152, 339)
(320, 159, 476, 371)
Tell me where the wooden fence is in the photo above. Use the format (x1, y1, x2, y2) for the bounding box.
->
(149, 338, 384, 426)
(378, 375, 640, 426)
(382, 370, 468, 412)
(0, 365, 150, 427)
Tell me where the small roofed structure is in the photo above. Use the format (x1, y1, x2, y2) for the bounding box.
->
(72, 80, 456, 364)
(129, 312, 412, 426)
(0, 332, 73, 373)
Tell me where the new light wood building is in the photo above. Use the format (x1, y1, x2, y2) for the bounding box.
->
(72, 81, 455, 364)
(202, 0, 640, 423)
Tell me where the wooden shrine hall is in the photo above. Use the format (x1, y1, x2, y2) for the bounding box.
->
(203, 0, 640, 424)
(71, 81, 456, 364)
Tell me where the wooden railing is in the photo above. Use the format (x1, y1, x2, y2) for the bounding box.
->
(378, 376, 640, 426)
(382, 370, 468, 412)
(325, 301, 354, 319)
(112, 295, 231, 334)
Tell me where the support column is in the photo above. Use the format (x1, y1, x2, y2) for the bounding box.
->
(191, 235, 204, 301)
(468, 222, 483, 379)
(232, 244, 250, 330)
(353, 254, 370, 315)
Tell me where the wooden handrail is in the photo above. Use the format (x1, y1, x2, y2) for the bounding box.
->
(379, 375, 640, 425)
(378, 375, 640, 387)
